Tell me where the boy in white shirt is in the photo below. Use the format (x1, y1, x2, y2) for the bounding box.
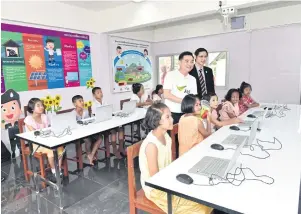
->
(163, 51, 197, 124)
(92, 87, 125, 158)
(72, 95, 102, 165)
(130, 83, 152, 107)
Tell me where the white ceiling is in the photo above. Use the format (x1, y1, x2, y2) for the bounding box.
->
(60, 1, 131, 11)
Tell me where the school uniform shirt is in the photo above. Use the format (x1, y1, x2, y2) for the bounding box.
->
(130, 94, 146, 104)
(163, 70, 197, 113)
(73, 109, 90, 121)
(152, 94, 164, 103)
(91, 99, 107, 114)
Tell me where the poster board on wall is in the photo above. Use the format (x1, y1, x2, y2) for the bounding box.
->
(1, 23, 92, 92)
(110, 37, 152, 93)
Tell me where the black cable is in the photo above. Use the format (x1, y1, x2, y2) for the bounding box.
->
(39, 127, 72, 138)
(193, 164, 274, 187)
(223, 137, 282, 159)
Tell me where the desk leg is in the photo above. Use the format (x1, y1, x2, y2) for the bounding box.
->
(53, 150, 63, 209)
(167, 193, 172, 214)
(28, 142, 38, 193)
(76, 141, 83, 174)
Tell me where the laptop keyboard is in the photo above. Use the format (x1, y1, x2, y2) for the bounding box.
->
(222, 135, 247, 146)
(189, 156, 230, 178)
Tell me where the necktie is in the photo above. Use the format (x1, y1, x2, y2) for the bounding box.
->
(199, 69, 206, 96)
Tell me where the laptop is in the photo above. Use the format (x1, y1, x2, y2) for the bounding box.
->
(94, 105, 113, 123)
(122, 100, 136, 114)
(222, 119, 259, 146)
(50, 112, 77, 135)
(189, 139, 246, 179)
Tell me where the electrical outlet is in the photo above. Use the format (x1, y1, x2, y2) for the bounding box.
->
(222, 7, 236, 15)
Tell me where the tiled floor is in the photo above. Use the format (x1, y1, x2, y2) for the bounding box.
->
(1, 143, 301, 214)
(1, 143, 143, 214)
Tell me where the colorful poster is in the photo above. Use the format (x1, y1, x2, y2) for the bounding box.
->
(110, 37, 152, 93)
(1, 23, 91, 92)
(44, 36, 64, 89)
(77, 40, 92, 86)
(1, 31, 27, 92)
(23, 34, 47, 90)
(1, 61, 5, 93)
(61, 38, 80, 87)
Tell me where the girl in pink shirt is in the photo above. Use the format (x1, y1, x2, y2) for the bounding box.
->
(239, 82, 260, 114)
(24, 98, 64, 182)
(219, 89, 241, 121)
(203, 93, 242, 132)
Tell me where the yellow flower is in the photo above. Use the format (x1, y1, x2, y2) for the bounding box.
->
(48, 99, 53, 106)
(52, 98, 56, 105)
(44, 100, 49, 106)
(55, 95, 62, 102)
(55, 101, 60, 106)
(84, 102, 88, 109)
(46, 95, 52, 101)
(90, 77, 95, 83)
(88, 101, 92, 107)
(86, 81, 90, 86)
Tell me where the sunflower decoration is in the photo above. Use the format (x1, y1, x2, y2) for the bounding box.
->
(41, 94, 63, 113)
(86, 77, 96, 89)
(84, 100, 93, 109)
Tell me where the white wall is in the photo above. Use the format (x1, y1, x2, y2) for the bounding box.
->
(152, 24, 301, 104)
(153, 2, 301, 42)
(1, 1, 99, 33)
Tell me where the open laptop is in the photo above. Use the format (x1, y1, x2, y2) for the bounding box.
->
(94, 105, 113, 123)
(50, 112, 77, 135)
(222, 119, 259, 146)
(189, 139, 246, 179)
(122, 100, 136, 114)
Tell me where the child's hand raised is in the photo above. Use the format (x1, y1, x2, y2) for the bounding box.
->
(235, 118, 243, 123)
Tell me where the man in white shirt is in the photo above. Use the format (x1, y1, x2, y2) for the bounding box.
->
(163, 51, 197, 124)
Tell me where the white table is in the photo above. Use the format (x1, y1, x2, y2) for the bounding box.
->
(146, 104, 301, 214)
(16, 108, 147, 209)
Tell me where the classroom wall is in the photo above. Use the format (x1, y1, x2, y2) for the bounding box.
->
(152, 24, 301, 104)
(1, 20, 155, 112)
(1, 1, 99, 33)
(111, 2, 301, 42)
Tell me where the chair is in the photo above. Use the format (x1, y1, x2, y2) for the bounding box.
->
(18, 118, 68, 188)
(127, 142, 165, 214)
(170, 124, 178, 161)
(120, 99, 141, 144)
(56, 108, 74, 115)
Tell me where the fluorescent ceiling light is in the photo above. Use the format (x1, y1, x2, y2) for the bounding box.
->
(132, 0, 145, 2)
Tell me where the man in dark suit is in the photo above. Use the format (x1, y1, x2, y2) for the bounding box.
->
(190, 48, 215, 99)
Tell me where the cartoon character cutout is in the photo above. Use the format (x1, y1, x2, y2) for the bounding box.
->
(116, 46, 122, 58)
(1, 89, 22, 158)
(44, 39, 56, 63)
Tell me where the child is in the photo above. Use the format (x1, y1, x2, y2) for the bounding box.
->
(152, 84, 164, 103)
(239, 81, 260, 114)
(139, 103, 212, 214)
(91, 87, 125, 159)
(131, 83, 152, 107)
(219, 89, 241, 121)
(178, 94, 211, 156)
(72, 95, 102, 165)
(203, 93, 242, 132)
(24, 98, 64, 183)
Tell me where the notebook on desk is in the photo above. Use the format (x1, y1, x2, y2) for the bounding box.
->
(189, 139, 246, 179)
(50, 112, 77, 135)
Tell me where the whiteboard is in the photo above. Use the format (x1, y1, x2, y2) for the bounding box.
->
(249, 24, 301, 104)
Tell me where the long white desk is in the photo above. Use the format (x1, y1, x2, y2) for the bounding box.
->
(146, 104, 301, 214)
(17, 108, 147, 149)
(16, 108, 147, 209)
